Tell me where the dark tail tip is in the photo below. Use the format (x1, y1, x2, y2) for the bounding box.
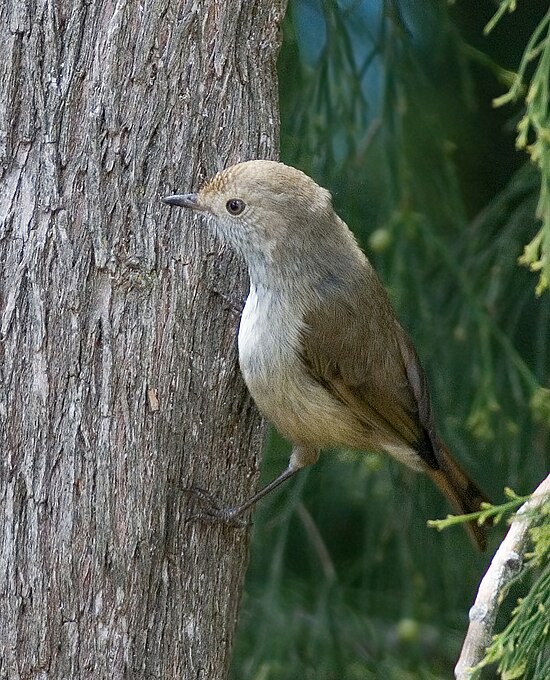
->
(428, 453, 492, 552)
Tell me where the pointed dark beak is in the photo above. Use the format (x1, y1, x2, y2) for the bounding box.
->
(162, 193, 200, 209)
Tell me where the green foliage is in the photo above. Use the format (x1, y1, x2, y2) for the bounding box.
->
(488, 4, 550, 296)
(428, 487, 531, 535)
(232, 1, 550, 678)
(485, 1, 518, 36)
(477, 500, 550, 679)
(427, 485, 550, 678)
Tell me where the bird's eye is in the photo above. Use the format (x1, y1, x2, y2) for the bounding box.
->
(226, 199, 245, 216)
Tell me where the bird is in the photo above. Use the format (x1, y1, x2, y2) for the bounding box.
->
(163, 160, 490, 550)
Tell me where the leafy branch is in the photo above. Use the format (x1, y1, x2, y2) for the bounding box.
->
(427, 487, 532, 535)
(487, 4, 550, 295)
(453, 474, 550, 680)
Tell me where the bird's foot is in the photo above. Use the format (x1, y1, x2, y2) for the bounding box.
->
(210, 289, 244, 317)
(183, 486, 251, 528)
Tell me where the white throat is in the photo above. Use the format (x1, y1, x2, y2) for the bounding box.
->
(238, 284, 262, 358)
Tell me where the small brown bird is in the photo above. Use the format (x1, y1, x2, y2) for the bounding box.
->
(164, 160, 490, 549)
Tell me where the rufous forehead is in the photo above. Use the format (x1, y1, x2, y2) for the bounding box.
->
(200, 163, 251, 197)
(200, 169, 232, 196)
(197, 161, 325, 203)
(199, 160, 288, 196)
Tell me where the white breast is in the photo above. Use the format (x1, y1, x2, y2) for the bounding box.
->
(238, 284, 303, 385)
(238, 285, 263, 362)
(237, 284, 426, 469)
(238, 284, 307, 430)
(237, 284, 360, 447)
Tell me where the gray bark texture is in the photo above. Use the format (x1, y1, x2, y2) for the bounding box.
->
(0, 1, 287, 678)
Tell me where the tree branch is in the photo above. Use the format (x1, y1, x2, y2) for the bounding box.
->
(455, 473, 550, 680)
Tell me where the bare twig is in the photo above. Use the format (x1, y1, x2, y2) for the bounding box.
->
(455, 473, 550, 680)
(296, 502, 337, 583)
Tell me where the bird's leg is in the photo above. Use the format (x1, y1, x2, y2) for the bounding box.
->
(185, 465, 300, 526)
(186, 446, 319, 525)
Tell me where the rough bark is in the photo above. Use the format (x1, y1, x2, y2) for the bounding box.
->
(455, 473, 550, 680)
(0, 1, 287, 678)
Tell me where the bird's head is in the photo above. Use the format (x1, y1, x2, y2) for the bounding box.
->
(163, 160, 336, 274)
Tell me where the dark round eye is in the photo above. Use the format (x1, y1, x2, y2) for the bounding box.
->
(226, 198, 245, 216)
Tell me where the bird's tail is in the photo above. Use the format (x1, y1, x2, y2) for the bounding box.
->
(427, 442, 491, 551)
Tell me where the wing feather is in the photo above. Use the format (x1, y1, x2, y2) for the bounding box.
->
(300, 272, 439, 469)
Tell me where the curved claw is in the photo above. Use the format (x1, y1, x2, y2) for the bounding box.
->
(183, 486, 251, 528)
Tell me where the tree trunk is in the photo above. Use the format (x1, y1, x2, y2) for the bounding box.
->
(0, 1, 287, 678)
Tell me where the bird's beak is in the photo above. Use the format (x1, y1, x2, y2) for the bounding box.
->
(162, 193, 201, 210)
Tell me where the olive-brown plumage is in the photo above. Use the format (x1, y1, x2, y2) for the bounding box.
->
(163, 160, 490, 549)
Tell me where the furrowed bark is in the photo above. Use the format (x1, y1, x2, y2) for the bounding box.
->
(0, 1, 287, 678)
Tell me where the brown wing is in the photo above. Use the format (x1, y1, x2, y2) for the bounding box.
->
(301, 269, 491, 549)
(301, 270, 439, 470)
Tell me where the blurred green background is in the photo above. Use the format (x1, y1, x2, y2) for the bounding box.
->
(231, 1, 550, 678)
